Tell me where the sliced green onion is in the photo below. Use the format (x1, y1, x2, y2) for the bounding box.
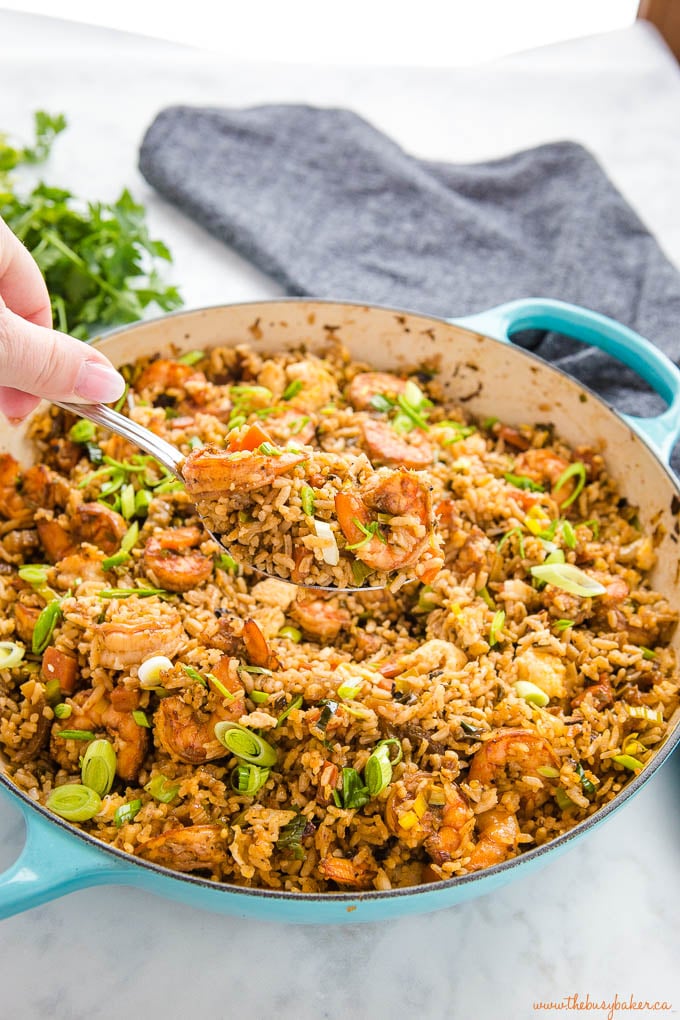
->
(182, 664, 207, 686)
(530, 563, 605, 597)
(119, 483, 135, 520)
(316, 699, 338, 733)
(561, 520, 576, 549)
(134, 489, 153, 516)
(289, 415, 310, 435)
(622, 732, 646, 757)
(18, 564, 50, 587)
(54, 703, 72, 719)
(300, 484, 316, 517)
(640, 646, 656, 661)
(337, 678, 363, 700)
(482, 416, 499, 430)
(98, 587, 168, 599)
(250, 690, 269, 704)
(626, 705, 663, 724)
(206, 673, 235, 701)
(543, 549, 566, 565)
(47, 784, 101, 822)
(68, 419, 97, 443)
(120, 521, 139, 553)
(178, 349, 205, 366)
(497, 528, 526, 558)
(350, 560, 373, 586)
(536, 765, 560, 778)
(0, 641, 25, 669)
(553, 461, 587, 509)
(257, 441, 282, 456)
(553, 619, 575, 632)
(276, 694, 303, 727)
(612, 753, 644, 771)
(346, 518, 386, 551)
(489, 609, 505, 647)
(132, 710, 150, 728)
(114, 799, 142, 827)
(580, 518, 600, 538)
(278, 625, 302, 643)
(214, 721, 278, 766)
(100, 471, 125, 497)
(365, 745, 393, 797)
(145, 775, 180, 803)
(555, 788, 574, 811)
(216, 552, 239, 574)
(81, 738, 117, 796)
(282, 379, 304, 400)
(56, 729, 96, 741)
(113, 383, 129, 413)
(227, 414, 247, 431)
(138, 655, 174, 688)
(102, 551, 131, 571)
(32, 600, 63, 654)
(575, 762, 596, 795)
(239, 665, 273, 676)
(370, 393, 394, 413)
(477, 586, 496, 610)
(514, 680, 549, 707)
(188, 435, 204, 450)
(504, 472, 544, 492)
(231, 763, 270, 795)
(85, 442, 104, 465)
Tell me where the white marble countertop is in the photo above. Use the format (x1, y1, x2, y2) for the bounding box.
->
(1, 12, 679, 1018)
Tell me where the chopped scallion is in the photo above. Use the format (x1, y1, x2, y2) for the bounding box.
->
(214, 721, 277, 766)
(530, 563, 605, 597)
(276, 694, 303, 727)
(31, 600, 63, 654)
(514, 680, 549, 707)
(612, 753, 644, 771)
(56, 729, 96, 741)
(504, 472, 544, 492)
(489, 609, 505, 647)
(81, 738, 117, 796)
(145, 775, 180, 803)
(132, 710, 150, 728)
(178, 349, 205, 366)
(282, 379, 304, 400)
(0, 641, 25, 669)
(300, 484, 315, 517)
(18, 564, 50, 587)
(68, 419, 97, 444)
(553, 461, 587, 509)
(47, 783, 101, 822)
(337, 678, 363, 700)
(231, 763, 270, 795)
(114, 799, 142, 827)
(138, 655, 173, 688)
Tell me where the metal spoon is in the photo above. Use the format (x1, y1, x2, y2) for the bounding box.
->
(53, 399, 376, 591)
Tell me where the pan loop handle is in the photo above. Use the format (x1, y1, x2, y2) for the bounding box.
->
(450, 298, 680, 465)
(0, 789, 136, 919)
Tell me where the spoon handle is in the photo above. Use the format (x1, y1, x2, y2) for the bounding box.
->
(53, 400, 185, 478)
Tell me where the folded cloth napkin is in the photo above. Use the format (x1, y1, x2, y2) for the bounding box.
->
(139, 104, 680, 436)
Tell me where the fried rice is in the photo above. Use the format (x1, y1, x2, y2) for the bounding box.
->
(0, 340, 678, 893)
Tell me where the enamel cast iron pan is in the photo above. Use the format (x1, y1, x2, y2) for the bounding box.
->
(1, 297, 679, 924)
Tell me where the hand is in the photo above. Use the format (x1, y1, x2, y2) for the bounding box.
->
(0, 216, 125, 422)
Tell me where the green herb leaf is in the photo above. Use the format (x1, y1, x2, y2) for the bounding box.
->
(336, 767, 370, 810)
(276, 814, 309, 859)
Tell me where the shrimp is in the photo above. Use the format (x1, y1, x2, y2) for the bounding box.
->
(318, 853, 378, 889)
(53, 547, 106, 590)
(360, 418, 434, 470)
(135, 358, 203, 396)
(242, 618, 280, 670)
(21, 464, 70, 510)
(182, 445, 306, 498)
(71, 502, 127, 555)
(50, 686, 148, 781)
(385, 774, 475, 865)
(468, 728, 559, 785)
(143, 526, 213, 593)
(0, 453, 30, 521)
(335, 469, 443, 580)
(346, 372, 407, 411)
(264, 410, 316, 446)
(153, 656, 245, 764)
(2, 528, 39, 560)
(283, 358, 339, 410)
(36, 518, 77, 563)
(288, 595, 351, 641)
(137, 825, 228, 873)
(466, 808, 521, 871)
(92, 598, 185, 670)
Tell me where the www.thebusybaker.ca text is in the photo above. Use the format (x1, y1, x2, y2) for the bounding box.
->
(532, 992, 672, 1020)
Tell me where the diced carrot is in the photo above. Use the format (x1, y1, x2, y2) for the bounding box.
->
(227, 423, 274, 453)
(41, 647, 79, 695)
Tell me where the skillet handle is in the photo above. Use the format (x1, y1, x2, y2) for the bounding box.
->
(451, 298, 680, 464)
(0, 790, 136, 919)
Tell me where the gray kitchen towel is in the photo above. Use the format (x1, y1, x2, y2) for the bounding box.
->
(139, 103, 680, 434)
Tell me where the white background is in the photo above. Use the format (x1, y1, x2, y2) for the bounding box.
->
(2, 0, 639, 66)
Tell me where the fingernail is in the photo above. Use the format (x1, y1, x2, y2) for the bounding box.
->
(74, 361, 126, 403)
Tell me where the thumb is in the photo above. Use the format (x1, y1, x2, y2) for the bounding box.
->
(0, 305, 125, 406)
